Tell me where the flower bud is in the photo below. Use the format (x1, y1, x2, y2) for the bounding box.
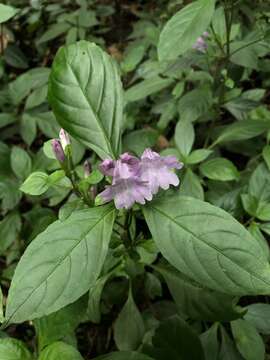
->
(52, 139, 65, 163)
(83, 160, 92, 178)
(59, 128, 70, 150)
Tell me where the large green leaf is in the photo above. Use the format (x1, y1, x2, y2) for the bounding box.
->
(5, 205, 115, 324)
(48, 41, 123, 159)
(143, 195, 270, 295)
(158, 0, 216, 60)
(38, 342, 83, 360)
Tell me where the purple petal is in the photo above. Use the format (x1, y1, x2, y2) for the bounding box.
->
(99, 159, 115, 176)
(140, 148, 182, 194)
(51, 139, 65, 163)
(59, 128, 70, 150)
(99, 178, 152, 209)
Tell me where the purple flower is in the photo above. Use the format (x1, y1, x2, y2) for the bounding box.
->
(51, 139, 65, 163)
(140, 149, 183, 194)
(59, 128, 70, 150)
(99, 155, 152, 209)
(99, 149, 182, 209)
(193, 32, 209, 53)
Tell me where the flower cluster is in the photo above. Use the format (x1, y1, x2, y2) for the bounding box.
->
(192, 32, 209, 53)
(99, 149, 183, 209)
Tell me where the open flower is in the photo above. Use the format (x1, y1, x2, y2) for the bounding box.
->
(140, 149, 183, 194)
(99, 154, 152, 209)
(99, 149, 183, 209)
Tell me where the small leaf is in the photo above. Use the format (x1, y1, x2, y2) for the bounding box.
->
(11, 146, 32, 181)
(158, 0, 215, 60)
(180, 169, 204, 200)
(94, 352, 154, 360)
(114, 287, 145, 351)
(175, 119, 194, 157)
(156, 265, 244, 321)
(231, 319, 265, 360)
(0, 4, 18, 23)
(5, 205, 115, 324)
(213, 117, 270, 145)
(262, 145, 270, 170)
(244, 303, 270, 334)
(200, 324, 219, 360)
(38, 341, 83, 360)
(20, 172, 49, 196)
(186, 149, 212, 165)
(34, 297, 87, 350)
(0, 338, 32, 360)
(200, 158, 239, 181)
(48, 41, 123, 160)
(125, 77, 173, 102)
(150, 315, 205, 360)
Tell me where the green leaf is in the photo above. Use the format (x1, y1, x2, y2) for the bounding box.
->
(248, 163, 270, 201)
(0, 113, 17, 129)
(0, 4, 18, 24)
(231, 319, 265, 360)
(5, 205, 115, 324)
(177, 87, 213, 122)
(21, 113, 37, 146)
(0, 338, 32, 359)
(143, 194, 270, 295)
(34, 296, 87, 350)
(48, 41, 123, 160)
(200, 158, 239, 181)
(262, 145, 270, 170)
(37, 23, 71, 44)
(114, 287, 145, 351)
(94, 352, 154, 360)
(149, 315, 205, 360)
(175, 119, 194, 157)
(125, 77, 173, 102)
(11, 146, 32, 181)
(155, 265, 244, 321)
(158, 0, 216, 60)
(180, 169, 204, 200)
(213, 118, 270, 146)
(123, 129, 159, 156)
(200, 324, 219, 360)
(20, 172, 49, 196)
(219, 326, 242, 360)
(0, 286, 4, 323)
(38, 342, 83, 360)
(230, 41, 258, 69)
(186, 149, 212, 165)
(244, 303, 270, 334)
(0, 212, 21, 254)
